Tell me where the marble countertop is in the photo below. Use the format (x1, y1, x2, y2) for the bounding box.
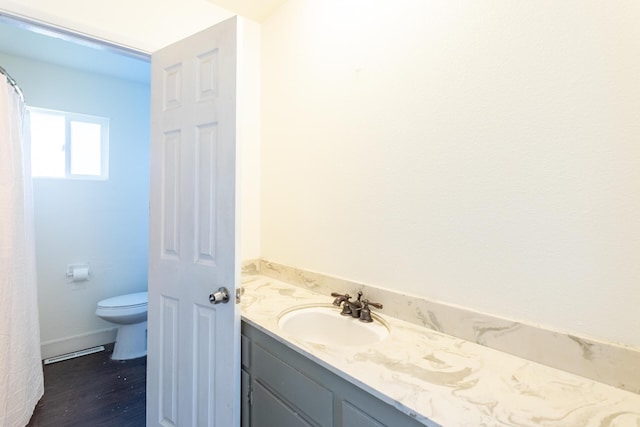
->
(240, 275, 640, 427)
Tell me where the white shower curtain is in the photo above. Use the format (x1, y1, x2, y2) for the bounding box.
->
(0, 73, 44, 426)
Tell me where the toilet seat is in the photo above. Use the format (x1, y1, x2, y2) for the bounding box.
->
(97, 291, 147, 309)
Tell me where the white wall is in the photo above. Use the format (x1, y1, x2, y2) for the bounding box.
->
(261, 0, 640, 347)
(238, 18, 262, 261)
(0, 52, 151, 355)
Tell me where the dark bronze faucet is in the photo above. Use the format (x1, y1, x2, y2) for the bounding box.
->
(341, 291, 363, 318)
(331, 291, 383, 322)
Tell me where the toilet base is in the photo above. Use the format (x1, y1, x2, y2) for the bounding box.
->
(112, 321, 147, 360)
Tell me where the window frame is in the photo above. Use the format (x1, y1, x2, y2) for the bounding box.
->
(28, 107, 110, 181)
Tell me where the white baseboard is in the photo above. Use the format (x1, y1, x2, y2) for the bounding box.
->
(40, 327, 118, 360)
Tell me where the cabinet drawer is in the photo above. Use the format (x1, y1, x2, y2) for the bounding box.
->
(253, 343, 333, 426)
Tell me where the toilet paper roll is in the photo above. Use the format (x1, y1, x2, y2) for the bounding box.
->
(72, 266, 89, 282)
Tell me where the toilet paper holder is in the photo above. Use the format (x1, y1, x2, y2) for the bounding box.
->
(67, 263, 90, 281)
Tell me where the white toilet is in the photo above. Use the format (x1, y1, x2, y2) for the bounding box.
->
(95, 291, 148, 360)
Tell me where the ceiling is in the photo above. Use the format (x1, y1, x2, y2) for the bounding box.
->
(207, 0, 288, 21)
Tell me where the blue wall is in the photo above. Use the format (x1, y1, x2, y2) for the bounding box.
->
(0, 51, 150, 356)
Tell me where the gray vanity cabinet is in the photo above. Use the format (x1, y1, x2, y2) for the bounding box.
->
(241, 322, 426, 427)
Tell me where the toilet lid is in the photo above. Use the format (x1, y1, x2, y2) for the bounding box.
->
(98, 291, 148, 309)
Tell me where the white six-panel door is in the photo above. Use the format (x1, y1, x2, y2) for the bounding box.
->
(147, 17, 240, 427)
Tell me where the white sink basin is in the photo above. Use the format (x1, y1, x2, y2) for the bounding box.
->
(278, 305, 389, 347)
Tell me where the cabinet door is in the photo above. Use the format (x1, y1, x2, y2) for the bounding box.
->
(340, 401, 385, 427)
(242, 369, 250, 427)
(252, 382, 314, 427)
(241, 334, 251, 427)
(253, 344, 333, 426)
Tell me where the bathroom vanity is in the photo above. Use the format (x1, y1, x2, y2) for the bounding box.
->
(240, 274, 640, 426)
(241, 322, 424, 427)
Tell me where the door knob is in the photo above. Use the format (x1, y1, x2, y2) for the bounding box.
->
(209, 287, 230, 304)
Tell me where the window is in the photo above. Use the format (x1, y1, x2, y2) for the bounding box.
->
(29, 107, 109, 180)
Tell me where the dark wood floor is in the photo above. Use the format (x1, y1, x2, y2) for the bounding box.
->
(27, 344, 146, 427)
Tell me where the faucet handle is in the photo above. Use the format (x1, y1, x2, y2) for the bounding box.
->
(364, 299, 382, 309)
(331, 292, 351, 308)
